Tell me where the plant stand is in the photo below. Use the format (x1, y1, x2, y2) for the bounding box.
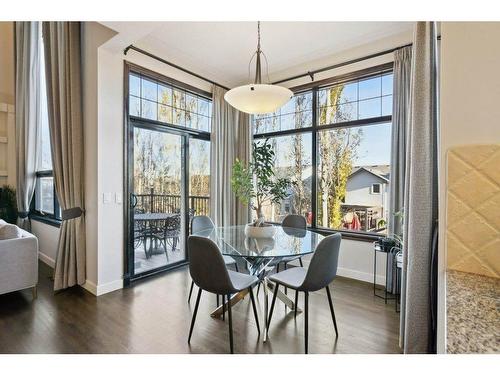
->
(373, 241, 397, 304)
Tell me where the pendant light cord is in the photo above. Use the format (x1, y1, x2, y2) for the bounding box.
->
(257, 21, 261, 52)
(247, 21, 271, 84)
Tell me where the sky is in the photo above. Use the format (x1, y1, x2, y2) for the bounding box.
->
(353, 122, 392, 166)
(271, 121, 391, 169)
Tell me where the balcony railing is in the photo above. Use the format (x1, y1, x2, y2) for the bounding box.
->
(133, 189, 210, 216)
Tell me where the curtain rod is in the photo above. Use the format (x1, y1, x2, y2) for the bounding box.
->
(125, 35, 440, 91)
(272, 36, 440, 86)
(124, 45, 230, 91)
(272, 43, 413, 85)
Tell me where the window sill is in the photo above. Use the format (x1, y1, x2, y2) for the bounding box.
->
(309, 228, 385, 243)
(30, 214, 61, 228)
(266, 221, 386, 243)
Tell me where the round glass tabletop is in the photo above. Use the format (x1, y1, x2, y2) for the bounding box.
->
(192, 225, 324, 259)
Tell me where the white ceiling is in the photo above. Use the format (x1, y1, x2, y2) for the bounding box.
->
(102, 22, 414, 87)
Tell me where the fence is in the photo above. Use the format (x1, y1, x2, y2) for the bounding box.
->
(134, 189, 210, 216)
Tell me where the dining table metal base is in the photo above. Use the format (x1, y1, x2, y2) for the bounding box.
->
(209, 278, 302, 342)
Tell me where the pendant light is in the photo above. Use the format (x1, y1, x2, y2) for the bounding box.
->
(224, 22, 293, 115)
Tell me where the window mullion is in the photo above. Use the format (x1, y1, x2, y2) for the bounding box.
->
(311, 87, 318, 229)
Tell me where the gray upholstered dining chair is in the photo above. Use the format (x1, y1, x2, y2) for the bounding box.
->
(279, 214, 307, 269)
(267, 233, 341, 354)
(255, 214, 307, 297)
(188, 215, 239, 303)
(282, 213, 307, 229)
(187, 235, 260, 354)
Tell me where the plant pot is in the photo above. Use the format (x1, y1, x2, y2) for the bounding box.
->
(244, 223, 277, 238)
(244, 237, 276, 253)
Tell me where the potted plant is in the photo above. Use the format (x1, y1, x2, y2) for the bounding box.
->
(232, 139, 291, 238)
(0, 185, 17, 224)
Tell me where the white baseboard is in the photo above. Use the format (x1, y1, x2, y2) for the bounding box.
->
(82, 280, 98, 295)
(337, 267, 386, 286)
(96, 279, 123, 296)
(82, 279, 123, 296)
(38, 252, 55, 268)
(38, 254, 123, 296)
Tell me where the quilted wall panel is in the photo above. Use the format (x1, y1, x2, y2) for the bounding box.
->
(446, 144, 500, 278)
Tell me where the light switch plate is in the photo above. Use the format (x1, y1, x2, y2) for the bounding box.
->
(103, 192, 112, 204)
(115, 192, 123, 204)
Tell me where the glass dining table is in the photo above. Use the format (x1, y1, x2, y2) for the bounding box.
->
(192, 225, 325, 341)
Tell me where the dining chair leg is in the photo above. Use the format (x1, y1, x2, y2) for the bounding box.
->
(188, 288, 202, 344)
(267, 283, 279, 327)
(276, 263, 280, 273)
(227, 294, 234, 354)
(304, 291, 309, 354)
(188, 281, 194, 303)
(216, 294, 219, 306)
(325, 285, 339, 337)
(235, 263, 239, 272)
(284, 263, 288, 296)
(299, 258, 304, 267)
(256, 282, 261, 296)
(249, 287, 260, 335)
(294, 290, 299, 319)
(222, 294, 225, 321)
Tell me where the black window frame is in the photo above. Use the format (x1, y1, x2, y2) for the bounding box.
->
(253, 63, 393, 242)
(124, 61, 213, 284)
(30, 170, 62, 227)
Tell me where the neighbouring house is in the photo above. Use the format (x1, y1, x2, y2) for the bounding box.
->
(342, 165, 390, 232)
(271, 164, 390, 232)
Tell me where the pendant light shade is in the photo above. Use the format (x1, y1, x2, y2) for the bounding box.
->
(225, 22, 293, 115)
(224, 84, 292, 115)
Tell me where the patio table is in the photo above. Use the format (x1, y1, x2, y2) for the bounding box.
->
(134, 213, 178, 257)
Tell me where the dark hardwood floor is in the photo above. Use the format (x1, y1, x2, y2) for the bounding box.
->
(0, 262, 401, 354)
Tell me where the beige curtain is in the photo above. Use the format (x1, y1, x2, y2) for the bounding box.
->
(210, 86, 251, 227)
(400, 21, 439, 353)
(15, 22, 41, 231)
(42, 22, 86, 291)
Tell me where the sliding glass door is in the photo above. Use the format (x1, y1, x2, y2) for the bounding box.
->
(125, 63, 212, 283)
(130, 125, 187, 277)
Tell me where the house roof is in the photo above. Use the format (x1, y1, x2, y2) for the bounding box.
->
(350, 165, 390, 183)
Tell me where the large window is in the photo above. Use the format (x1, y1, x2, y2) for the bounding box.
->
(129, 73, 212, 132)
(253, 68, 393, 236)
(256, 133, 312, 224)
(31, 31, 61, 223)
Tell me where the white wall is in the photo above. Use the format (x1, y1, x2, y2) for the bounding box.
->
(438, 22, 500, 353)
(337, 239, 386, 285)
(81, 22, 118, 295)
(31, 221, 60, 268)
(274, 30, 413, 89)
